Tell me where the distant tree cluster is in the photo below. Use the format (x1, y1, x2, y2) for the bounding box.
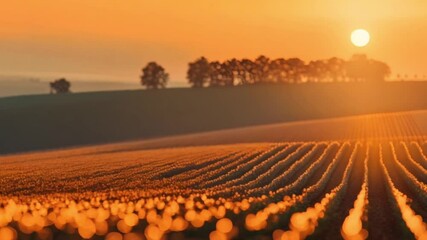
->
(137, 54, 391, 89)
(50, 78, 71, 94)
(140, 62, 169, 89)
(186, 54, 391, 88)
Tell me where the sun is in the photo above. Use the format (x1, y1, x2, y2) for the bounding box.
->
(351, 29, 370, 47)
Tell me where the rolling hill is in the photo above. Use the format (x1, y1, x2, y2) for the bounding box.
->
(1, 81, 427, 154)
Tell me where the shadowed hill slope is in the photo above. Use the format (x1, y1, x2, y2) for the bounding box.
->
(106, 110, 427, 150)
(1, 82, 427, 154)
(3, 110, 422, 158)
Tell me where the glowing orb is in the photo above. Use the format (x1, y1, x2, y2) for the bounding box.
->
(351, 29, 370, 47)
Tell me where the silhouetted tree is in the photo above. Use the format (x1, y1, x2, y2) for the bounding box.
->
(209, 61, 222, 87)
(140, 62, 169, 89)
(221, 60, 235, 86)
(345, 54, 370, 82)
(326, 57, 346, 82)
(207, 60, 236, 87)
(286, 58, 305, 83)
(306, 60, 327, 82)
(269, 58, 288, 83)
(50, 78, 71, 94)
(187, 57, 210, 88)
(254, 55, 271, 83)
(368, 60, 391, 82)
(345, 54, 390, 82)
(238, 59, 256, 85)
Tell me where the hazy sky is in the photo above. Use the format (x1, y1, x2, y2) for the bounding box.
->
(1, 0, 427, 83)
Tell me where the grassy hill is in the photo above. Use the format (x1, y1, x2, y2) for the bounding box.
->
(1, 81, 427, 154)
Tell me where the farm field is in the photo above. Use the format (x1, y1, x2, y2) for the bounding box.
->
(3, 1, 427, 240)
(1, 112, 427, 240)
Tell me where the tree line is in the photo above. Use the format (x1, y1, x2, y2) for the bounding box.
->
(49, 54, 391, 93)
(140, 54, 391, 89)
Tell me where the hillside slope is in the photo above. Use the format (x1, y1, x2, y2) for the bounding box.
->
(2, 110, 424, 158)
(104, 110, 427, 150)
(1, 82, 427, 153)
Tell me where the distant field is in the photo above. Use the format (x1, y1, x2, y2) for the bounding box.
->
(1, 82, 427, 154)
(0, 112, 426, 239)
(0, 79, 143, 98)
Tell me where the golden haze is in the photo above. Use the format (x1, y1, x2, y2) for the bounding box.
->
(1, 0, 426, 82)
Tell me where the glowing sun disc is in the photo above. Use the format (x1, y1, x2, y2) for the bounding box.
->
(351, 29, 370, 47)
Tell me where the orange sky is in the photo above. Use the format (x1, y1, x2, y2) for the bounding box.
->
(1, 0, 426, 83)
